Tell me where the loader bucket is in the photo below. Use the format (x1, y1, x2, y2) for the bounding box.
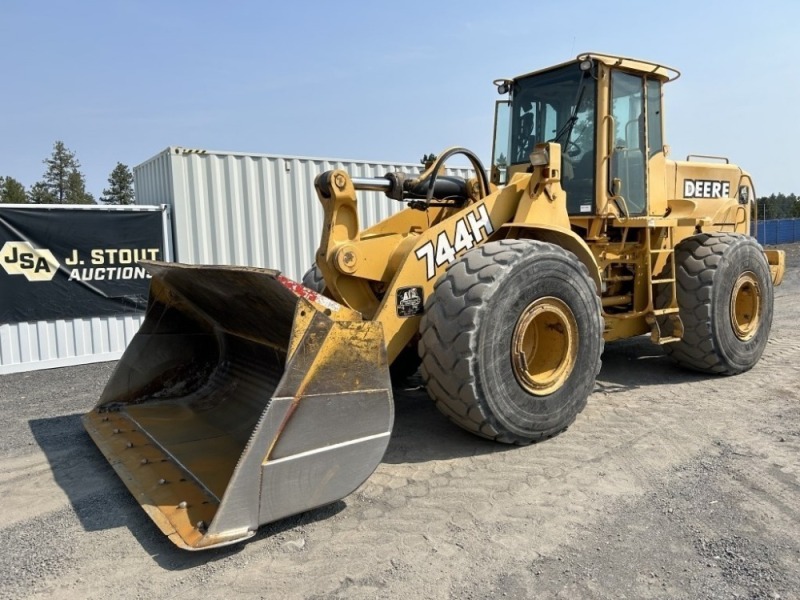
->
(82, 262, 393, 550)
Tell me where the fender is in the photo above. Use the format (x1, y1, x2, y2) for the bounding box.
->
(496, 223, 602, 293)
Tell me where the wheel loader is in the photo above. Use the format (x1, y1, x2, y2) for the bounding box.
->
(83, 52, 786, 550)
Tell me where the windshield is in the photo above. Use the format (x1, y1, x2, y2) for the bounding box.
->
(508, 63, 595, 164)
(495, 63, 597, 213)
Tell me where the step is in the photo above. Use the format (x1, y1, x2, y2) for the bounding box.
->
(651, 307, 680, 316)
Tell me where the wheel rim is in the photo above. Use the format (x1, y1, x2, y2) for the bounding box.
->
(730, 272, 762, 341)
(511, 297, 578, 396)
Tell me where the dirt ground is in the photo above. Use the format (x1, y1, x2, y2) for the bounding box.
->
(1, 244, 798, 600)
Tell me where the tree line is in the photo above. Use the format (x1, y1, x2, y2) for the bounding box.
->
(755, 193, 800, 220)
(1, 141, 134, 205)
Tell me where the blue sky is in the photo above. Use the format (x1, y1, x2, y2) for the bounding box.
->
(1, 0, 798, 197)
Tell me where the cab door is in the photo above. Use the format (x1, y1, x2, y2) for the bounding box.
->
(609, 71, 647, 215)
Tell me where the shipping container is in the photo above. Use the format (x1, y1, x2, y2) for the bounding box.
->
(134, 147, 475, 281)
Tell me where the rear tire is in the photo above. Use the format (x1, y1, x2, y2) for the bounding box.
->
(662, 233, 773, 375)
(419, 240, 603, 444)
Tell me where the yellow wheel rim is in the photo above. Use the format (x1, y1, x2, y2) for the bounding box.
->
(511, 297, 578, 396)
(730, 272, 762, 341)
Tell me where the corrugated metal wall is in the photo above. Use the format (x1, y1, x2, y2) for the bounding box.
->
(135, 147, 475, 281)
(752, 218, 800, 245)
(0, 315, 144, 374)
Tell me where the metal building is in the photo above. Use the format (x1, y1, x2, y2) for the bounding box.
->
(134, 147, 474, 280)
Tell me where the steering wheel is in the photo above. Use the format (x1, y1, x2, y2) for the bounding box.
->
(564, 140, 582, 158)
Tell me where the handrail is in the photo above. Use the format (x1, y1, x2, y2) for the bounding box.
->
(685, 154, 730, 163)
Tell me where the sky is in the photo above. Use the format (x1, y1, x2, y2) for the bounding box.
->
(1, 0, 799, 198)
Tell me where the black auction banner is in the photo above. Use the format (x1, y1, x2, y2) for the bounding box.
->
(0, 207, 167, 324)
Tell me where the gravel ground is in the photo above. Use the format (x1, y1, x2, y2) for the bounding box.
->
(0, 243, 798, 600)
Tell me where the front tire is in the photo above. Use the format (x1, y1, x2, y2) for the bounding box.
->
(664, 233, 774, 374)
(419, 240, 603, 444)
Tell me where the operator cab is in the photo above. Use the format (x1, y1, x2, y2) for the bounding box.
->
(491, 54, 674, 218)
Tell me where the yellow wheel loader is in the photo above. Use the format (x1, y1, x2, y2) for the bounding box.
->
(83, 53, 786, 550)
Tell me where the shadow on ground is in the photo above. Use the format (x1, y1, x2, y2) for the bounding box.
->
(387, 335, 707, 463)
(596, 336, 707, 391)
(27, 413, 344, 570)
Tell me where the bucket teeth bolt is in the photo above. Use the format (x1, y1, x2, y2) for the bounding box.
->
(196, 521, 206, 531)
(140, 458, 148, 465)
(179, 501, 188, 509)
(158, 478, 167, 485)
(112, 428, 120, 434)
(126, 442, 133, 448)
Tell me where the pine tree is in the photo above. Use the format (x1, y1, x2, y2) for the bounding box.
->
(44, 141, 78, 202)
(35, 141, 94, 204)
(792, 193, 800, 218)
(100, 162, 135, 205)
(0, 176, 28, 203)
(65, 169, 95, 204)
(27, 181, 55, 204)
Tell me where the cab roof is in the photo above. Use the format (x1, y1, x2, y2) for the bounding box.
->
(511, 52, 681, 84)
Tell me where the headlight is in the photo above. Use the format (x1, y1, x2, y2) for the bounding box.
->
(529, 148, 550, 167)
